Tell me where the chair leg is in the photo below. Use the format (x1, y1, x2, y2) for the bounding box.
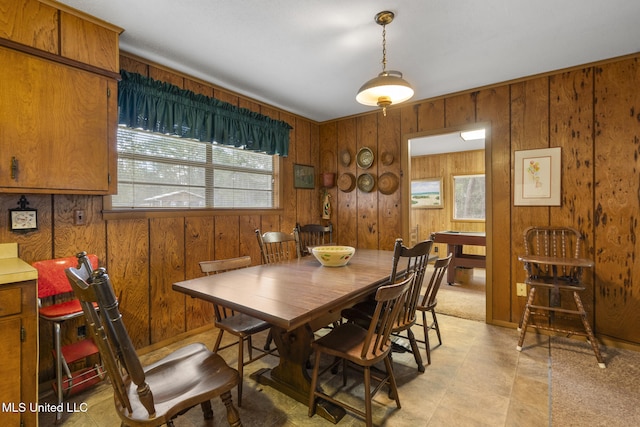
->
(383, 354, 401, 409)
(363, 366, 373, 427)
(220, 390, 242, 427)
(422, 311, 431, 365)
(573, 292, 606, 368)
(406, 328, 425, 373)
(517, 287, 536, 351)
(213, 329, 225, 352)
(53, 322, 63, 423)
(308, 350, 322, 417)
(200, 400, 213, 419)
(431, 309, 442, 345)
(264, 329, 273, 350)
(237, 336, 245, 407)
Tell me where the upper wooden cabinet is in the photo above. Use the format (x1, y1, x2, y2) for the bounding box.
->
(0, 0, 123, 194)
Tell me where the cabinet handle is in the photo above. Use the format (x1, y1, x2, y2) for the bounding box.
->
(10, 156, 18, 180)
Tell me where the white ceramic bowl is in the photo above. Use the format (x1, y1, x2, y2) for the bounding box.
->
(311, 246, 356, 267)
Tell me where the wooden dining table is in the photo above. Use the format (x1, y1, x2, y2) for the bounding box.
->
(172, 248, 396, 423)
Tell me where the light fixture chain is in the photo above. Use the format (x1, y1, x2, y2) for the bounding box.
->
(381, 24, 387, 72)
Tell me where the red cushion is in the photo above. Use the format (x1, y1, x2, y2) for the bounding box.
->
(33, 254, 98, 298)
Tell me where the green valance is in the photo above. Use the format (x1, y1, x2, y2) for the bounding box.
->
(117, 70, 291, 156)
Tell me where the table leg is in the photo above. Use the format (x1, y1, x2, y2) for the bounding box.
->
(251, 325, 346, 423)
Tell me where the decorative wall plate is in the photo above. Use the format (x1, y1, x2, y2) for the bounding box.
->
(337, 173, 356, 192)
(356, 147, 374, 169)
(340, 149, 351, 167)
(381, 151, 394, 166)
(357, 173, 375, 192)
(378, 172, 399, 195)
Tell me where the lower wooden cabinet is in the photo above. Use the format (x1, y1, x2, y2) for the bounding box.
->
(0, 280, 38, 426)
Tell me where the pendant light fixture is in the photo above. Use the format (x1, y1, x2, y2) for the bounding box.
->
(356, 11, 414, 116)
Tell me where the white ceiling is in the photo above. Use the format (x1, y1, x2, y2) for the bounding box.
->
(58, 0, 640, 123)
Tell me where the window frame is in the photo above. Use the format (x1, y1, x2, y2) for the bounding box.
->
(103, 127, 283, 218)
(451, 173, 486, 222)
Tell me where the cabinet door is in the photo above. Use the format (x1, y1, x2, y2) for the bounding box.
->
(0, 317, 22, 425)
(0, 46, 113, 193)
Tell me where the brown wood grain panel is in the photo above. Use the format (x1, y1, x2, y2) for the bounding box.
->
(550, 68, 596, 329)
(106, 218, 150, 348)
(120, 55, 149, 75)
(184, 78, 214, 97)
(0, 0, 58, 53)
(280, 113, 297, 229)
(60, 12, 119, 72)
(356, 114, 379, 249)
(240, 215, 262, 265)
(184, 216, 215, 330)
(319, 121, 338, 232)
(260, 215, 282, 236)
(214, 89, 239, 106)
(476, 86, 511, 322)
(445, 92, 476, 127)
(417, 99, 446, 131)
(377, 108, 402, 249)
(52, 194, 106, 261)
(294, 118, 315, 225)
(215, 216, 240, 259)
(594, 58, 640, 342)
(336, 119, 358, 246)
(0, 194, 52, 263)
(149, 66, 183, 88)
(149, 217, 185, 343)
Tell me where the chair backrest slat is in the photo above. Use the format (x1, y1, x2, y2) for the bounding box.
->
(255, 229, 300, 264)
(66, 265, 156, 417)
(199, 256, 252, 321)
(419, 254, 453, 309)
(295, 223, 333, 255)
(389, 238, 433, 329)
(362, 273, 414, 358)
(523, 226, 584, 282)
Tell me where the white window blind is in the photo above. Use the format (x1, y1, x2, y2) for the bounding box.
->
(112, 127, 274, 209)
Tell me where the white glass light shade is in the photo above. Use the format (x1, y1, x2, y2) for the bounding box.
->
(356, 71, 414, 107)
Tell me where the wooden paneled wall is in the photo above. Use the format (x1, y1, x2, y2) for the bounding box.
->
(0, 53, 321, 382)
(319, 54, 640, 348)
(3, 53, 640, 382)
(410, 149, 486, 255)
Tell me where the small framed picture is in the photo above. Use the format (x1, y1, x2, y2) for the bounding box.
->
(411, 177, 443, 209)
(294, 164, 315, 189)
(10, 209, 38, 232)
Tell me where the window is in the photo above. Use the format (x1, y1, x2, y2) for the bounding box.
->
(112, 127, 275, 209)
(453, 174, 485, 220)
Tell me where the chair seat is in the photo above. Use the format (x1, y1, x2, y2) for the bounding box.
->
(313, 323, 390, 366)
(118, 343, 239, 424)
(39, 299, 96, 321)
(215, 313, 271, 337)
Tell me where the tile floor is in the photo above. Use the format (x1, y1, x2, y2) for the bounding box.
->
(38, 314, 549, 426)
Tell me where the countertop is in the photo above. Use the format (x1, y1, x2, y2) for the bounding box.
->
(0, 243, 37, 285)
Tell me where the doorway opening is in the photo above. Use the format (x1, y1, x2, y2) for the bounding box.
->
(401, 124, 490, 323)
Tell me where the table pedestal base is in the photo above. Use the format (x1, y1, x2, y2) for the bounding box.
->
(250, 325, 346, 424)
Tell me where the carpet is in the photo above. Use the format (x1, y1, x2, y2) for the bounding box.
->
(434, 267, 486, 322)
(550, 337, 640, 426)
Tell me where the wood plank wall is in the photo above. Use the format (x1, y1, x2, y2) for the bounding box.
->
(410, 149, 486, 256)
(2, 53, 640, 381)
(319, 54, 640, 348)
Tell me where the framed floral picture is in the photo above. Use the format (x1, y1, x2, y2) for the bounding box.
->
(514, 147, 561, 206)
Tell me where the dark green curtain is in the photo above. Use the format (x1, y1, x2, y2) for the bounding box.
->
(117, 71, 291, 156)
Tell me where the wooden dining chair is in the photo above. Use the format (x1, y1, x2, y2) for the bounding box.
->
(65, 264, 242, 427)
(295, 222, 333, 256)
(308, 273, 414, 427)
(415, 253, 453, 365)
(199, 255, 275, 407)
(342, 238, 433, 372)
(255, 228, 300, 263)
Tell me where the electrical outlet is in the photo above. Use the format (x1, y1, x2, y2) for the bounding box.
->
(74, 209, 86, 225)
(516, 282, 527, 297)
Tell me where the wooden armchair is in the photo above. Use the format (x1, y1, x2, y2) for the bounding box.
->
(65, 264, 243, 426)
(295, 222, 333, 256)
(517, 226, 605, 368)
